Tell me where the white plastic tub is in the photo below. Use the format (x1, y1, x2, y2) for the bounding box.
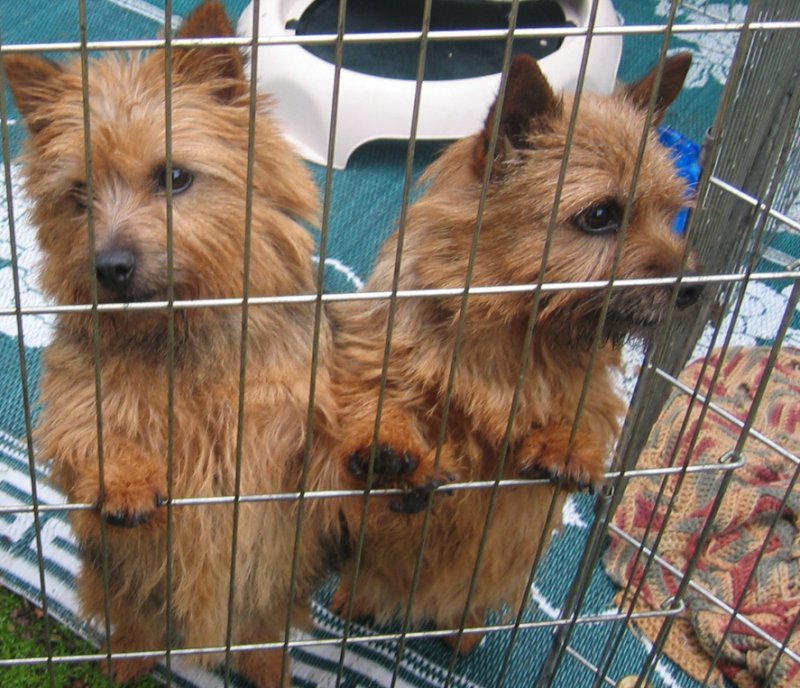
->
(238, 0, 622, 169)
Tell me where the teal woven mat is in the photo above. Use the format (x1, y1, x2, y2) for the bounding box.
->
(1, 2, 797, 687)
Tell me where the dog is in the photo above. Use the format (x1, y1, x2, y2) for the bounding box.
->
(5, 1, 336, 684)
(331, 52, 699, 653)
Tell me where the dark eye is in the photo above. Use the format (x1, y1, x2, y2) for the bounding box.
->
(69, 182, 88, 210)
(154, 165, 194, 194)
(574, 201, 622, 234)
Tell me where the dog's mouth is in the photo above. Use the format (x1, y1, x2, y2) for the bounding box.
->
(549, 286, 698, 348)
(601, 313, 663, 343)
(95, 283, 165, 304)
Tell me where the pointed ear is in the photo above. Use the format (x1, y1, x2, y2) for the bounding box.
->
(172, 0, 246, 103)
(473, 55, 560, 178)
(3, 55, 65, 134)
(625, 52, 692, 125)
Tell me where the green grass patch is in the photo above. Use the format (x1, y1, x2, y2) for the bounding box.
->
(0, 586, 161, 687)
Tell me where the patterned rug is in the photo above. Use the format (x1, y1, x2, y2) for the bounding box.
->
(1, 1, 798, 687)
(604, 347, 800, 688)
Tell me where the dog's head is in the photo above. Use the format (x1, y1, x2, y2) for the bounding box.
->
(4, 0, 318, 336)
(418, 52, 699, 344)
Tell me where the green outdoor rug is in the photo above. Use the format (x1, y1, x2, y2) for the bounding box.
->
(1, 1, 797, 687)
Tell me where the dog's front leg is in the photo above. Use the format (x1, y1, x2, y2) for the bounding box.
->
(65, 437, 168, 529)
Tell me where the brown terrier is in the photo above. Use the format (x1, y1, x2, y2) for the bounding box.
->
(332, 53, 699, 653)
(5, 2, 336, 685)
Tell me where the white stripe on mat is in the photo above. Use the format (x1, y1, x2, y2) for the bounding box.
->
(105, 0, 182, 28)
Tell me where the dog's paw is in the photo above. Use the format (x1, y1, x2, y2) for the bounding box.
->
(99, 462, 167, 528)
(330, 578, 374, 622)
(103, 655, 157, 684)
(517, 427, 606, 492)
(346, 444, 455, 513)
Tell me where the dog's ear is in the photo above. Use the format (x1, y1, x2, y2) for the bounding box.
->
(3, 55, 65, 134)
(625, 52, 692, 125)
(473, 55, 560, 178)
(173, 0, 246, 103)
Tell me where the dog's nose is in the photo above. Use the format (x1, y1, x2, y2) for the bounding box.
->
(675, 272, 703, 309)
(95, 249, 136, 293)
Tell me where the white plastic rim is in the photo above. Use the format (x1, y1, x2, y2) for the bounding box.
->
(238, 0, 623, 169)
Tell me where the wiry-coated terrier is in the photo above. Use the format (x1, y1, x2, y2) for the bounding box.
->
(6, 2, 336, 685)
(332, 53, 700, 652)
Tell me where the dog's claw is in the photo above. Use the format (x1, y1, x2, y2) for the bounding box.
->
(520, 462, 599, 493)
(389, 476, 454, 514)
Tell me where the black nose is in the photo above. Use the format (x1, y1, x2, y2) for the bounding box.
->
(95, 249, 136, 293)
(675, 274, 703, 309)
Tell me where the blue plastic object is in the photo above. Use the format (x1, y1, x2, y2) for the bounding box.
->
(658, 126, 701, 235)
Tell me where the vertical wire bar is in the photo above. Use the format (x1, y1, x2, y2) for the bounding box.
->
(762, 600, 800, 685)
(77, 0, 115, 677)
(637, 75, 800, 688)
(274, 0, 334, 675)
(0, 48, 56, 688)
(298, 1, 361, 684)
(443, 2, 609, 683)
(222, 2, 262, 684)
(382, 0, 448, 683)
(590, 289, 737, 688)
(492, 483, 567, 688)
(312, 3, 414, 685)
(336, 11, 446, 675)
(606, 0, 760, 544)
(535, 1, 695, 681)
(698, 285, 799, 684)
(412, 3, 548, 683)
(162, 2, 177, 683)
(591, 5, 765, 682)
(592, 278, 736, 688)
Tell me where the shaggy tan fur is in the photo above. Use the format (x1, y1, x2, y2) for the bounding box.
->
(5, 2, 336, 685)
(332, 53, 698, 653)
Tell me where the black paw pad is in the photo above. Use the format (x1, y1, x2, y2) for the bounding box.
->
(103, 509, 152, 528)
(518, 464, 552, 481)
(348, 445, 418, 482)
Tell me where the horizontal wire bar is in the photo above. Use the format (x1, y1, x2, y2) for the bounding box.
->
(709, 176, 800, 234)
(1, 20, 800, 55)
(651, 367, 800, 466)
(0, 271, 797, 317)
(0, 601, 687, 669)
(607, 523, 800, 665)
(0, 456, 745, 515)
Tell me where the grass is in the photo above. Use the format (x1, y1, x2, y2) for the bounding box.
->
(0, 586, 162, 687)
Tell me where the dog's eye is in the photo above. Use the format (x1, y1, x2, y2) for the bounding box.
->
(154, 165, 194, 194)
(69, 182, 88, 210)
(574, 202, 622, 234)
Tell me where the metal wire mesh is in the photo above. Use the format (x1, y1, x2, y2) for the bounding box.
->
(0, 0, 798, 686)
